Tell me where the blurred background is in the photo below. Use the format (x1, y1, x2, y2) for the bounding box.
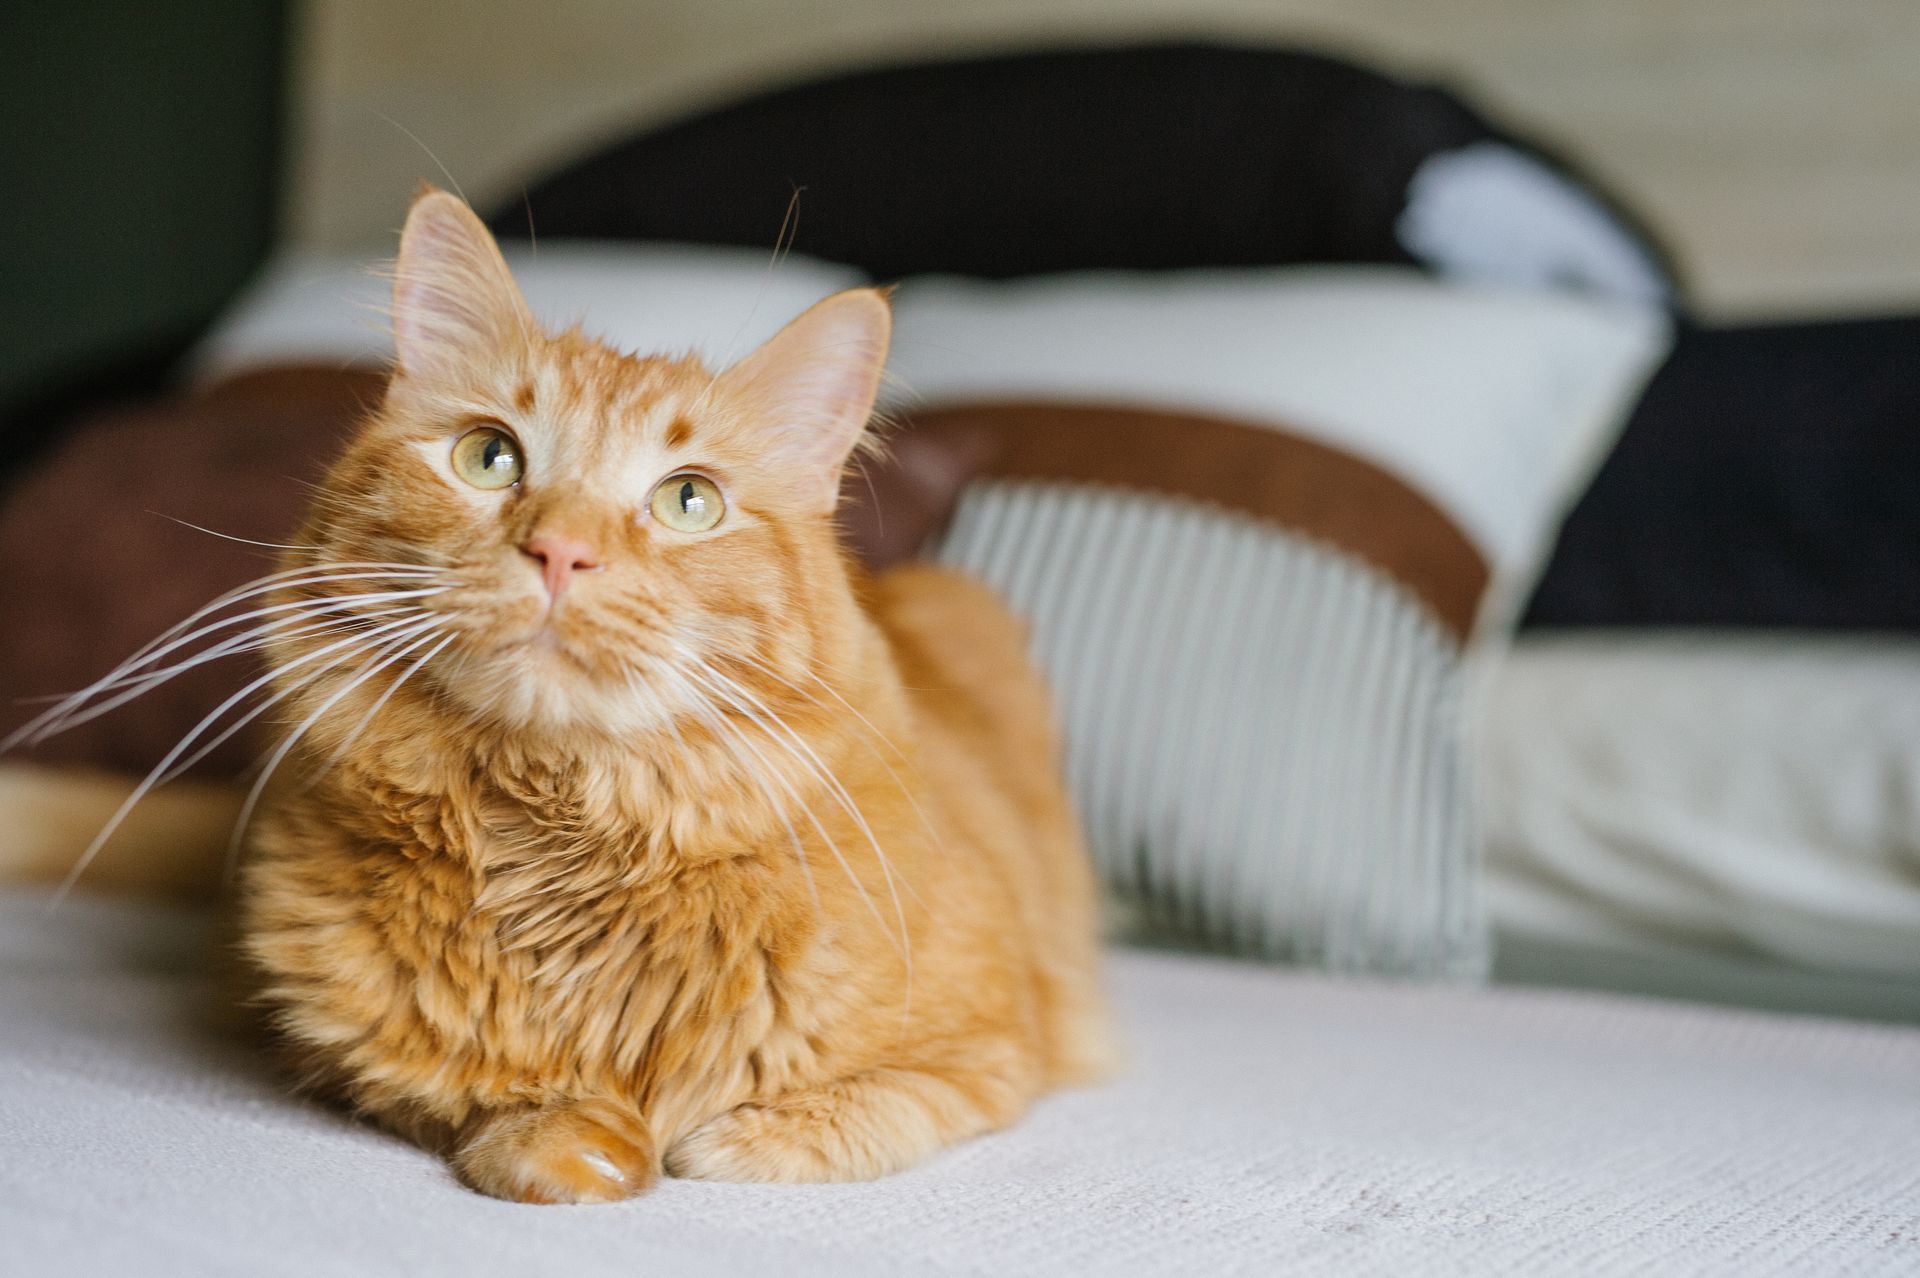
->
(7, 0, 1920, 430)
(2, 2, 1917, 1022)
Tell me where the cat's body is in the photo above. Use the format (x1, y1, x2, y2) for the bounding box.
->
(237, 191, 1108, 1202)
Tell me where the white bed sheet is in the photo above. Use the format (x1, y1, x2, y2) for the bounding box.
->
(1482, 634, 1920, 987)
(4, 890, 1916, 1276)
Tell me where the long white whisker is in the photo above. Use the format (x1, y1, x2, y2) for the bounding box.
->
(97, 562, 446, 673)
(723, 649, 946, 860)
(303, 630, 457, 789)
(108, 561, 445, 665)
(31, 606, 424, 743)
(109, 604, 418, 689)
(226, 624, 449, 871)
(47, 612, 441, 906)
(679, 660, 913, 983)
(712, 616, 891, 684)
(10, 606, 412, 708)
(656, 662, 821, 916)
(151, 516, 321, 553)
(682, 667, 915, 1033)
(101, 576, 447, 680)
(695, 663, 926, 1009)
(689, 655, 922, 914)
(6, 568, 447, 745)
(148, 619, 432, 788)
(11, 588, 449, 748)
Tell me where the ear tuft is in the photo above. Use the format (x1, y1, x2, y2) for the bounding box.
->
(717, 288, 893, 513)
(392, 188, 534, 383)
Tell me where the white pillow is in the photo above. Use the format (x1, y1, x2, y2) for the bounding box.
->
(189, 242, 866, 385)
(886, 267, 1671, 632)
(1483, 633, 1920, 979)
(886, 268, 1669, 975)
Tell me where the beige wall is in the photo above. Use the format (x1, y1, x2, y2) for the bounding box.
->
(293, 0, 1920, 319)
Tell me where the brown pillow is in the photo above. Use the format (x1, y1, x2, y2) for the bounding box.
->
(0, 366, 986, 779)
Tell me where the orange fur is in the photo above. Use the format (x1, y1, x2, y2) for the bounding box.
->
(238, 190, 1111, 1202)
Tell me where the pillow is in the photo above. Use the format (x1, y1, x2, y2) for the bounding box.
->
(1525, 313, 1920, 631)
(889, 268, 1672, 633)
(885, 268, 1671, 976)
(0, 370, 375, 780)
(1482, 633, 1920, 980)
(190, 241, 868, 383)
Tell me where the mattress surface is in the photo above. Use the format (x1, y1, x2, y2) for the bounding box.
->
(4, 891, 1915, 1276)
(1483, 634, 1920, 993)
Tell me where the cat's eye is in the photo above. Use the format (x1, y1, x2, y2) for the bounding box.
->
(450, 426, 524, 490)
(650, 473, 725, 533)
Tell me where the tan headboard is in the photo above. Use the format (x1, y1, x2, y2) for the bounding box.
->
(291, 0, 1920, 320)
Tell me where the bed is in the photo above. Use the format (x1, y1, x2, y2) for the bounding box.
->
(3, 278, 1916, 1276)
(4, 888, 1915, 1275)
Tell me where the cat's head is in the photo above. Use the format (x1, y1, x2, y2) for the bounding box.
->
(282, 189, 891, 740)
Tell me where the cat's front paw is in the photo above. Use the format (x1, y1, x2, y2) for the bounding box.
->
(454, 1099, 657, 1204)
(666, 1102, 841, 1182)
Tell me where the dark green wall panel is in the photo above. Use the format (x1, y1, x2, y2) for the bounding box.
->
(0, 2, 290, 435)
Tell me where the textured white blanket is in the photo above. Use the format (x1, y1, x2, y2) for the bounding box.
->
(3, 890, 1915, 1276)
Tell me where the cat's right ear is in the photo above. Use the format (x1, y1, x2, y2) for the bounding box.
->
(391, 186, 535, 384)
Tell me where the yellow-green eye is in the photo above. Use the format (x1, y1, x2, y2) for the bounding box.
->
(650, 473, 725, 533)
(451, 426, 523, 490)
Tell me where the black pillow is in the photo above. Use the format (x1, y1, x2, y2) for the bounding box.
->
(1526, 314, 1920, 630)
(493, 42, 1677, 303)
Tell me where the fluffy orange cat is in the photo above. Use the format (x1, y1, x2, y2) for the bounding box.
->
(237, 190, 1111, 1203)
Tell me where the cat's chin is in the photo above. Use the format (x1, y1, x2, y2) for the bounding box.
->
(462, 679, 673, 741)
(520, 624, 592, 668)
(439, 638, 679, 740)
(462, 613, 598, 674)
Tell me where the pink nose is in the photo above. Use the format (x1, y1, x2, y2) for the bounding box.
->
(520, 532, 601, 601)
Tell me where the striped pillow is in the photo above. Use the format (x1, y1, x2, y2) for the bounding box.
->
(885, 271, 1671, 977)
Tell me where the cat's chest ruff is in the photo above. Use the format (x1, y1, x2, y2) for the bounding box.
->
(403, 802, 813, 1068)
(284, 763, 838, 1110)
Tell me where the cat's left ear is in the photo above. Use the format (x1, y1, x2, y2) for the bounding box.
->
(716, 288, 892, 513)
(390, 186, 536, 385)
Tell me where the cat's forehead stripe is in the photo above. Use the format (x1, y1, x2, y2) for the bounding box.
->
(518, 346, 713, 465)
